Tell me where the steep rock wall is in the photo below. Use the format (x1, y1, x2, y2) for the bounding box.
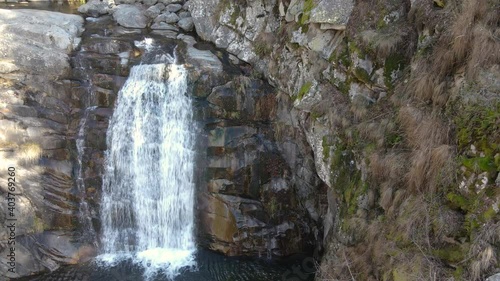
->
(187, 0, 500, 280)
(0, 10, 90, 279)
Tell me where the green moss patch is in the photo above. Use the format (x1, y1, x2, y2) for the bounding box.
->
(298, 0, 314, 26)
(297, 81, 312, 101)
(383, 54, 405, 89)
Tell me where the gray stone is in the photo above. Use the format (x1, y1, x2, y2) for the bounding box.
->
(178, 11, 191, 18)
(486, 274, 500, 281)
(166, 3, 182, 12)
(0, 9, 83, 77)
(150, 22, 179, 31)
(77, 0, 109, 17)
(112, 4, 148, 28)
(178, 17, 194, 32)
(285, 0, 303, 22)
(155, 12, 179, 23)
(150, 29, 178, 38)
(186, 46, 222, 72)
(115, 0, 136, 4)
(309, 0, 354, 28)
(154, 2, 165, 11)
(0, 61, 19, 74)
(189, 0, 219, 41)
(142, 0, 157, 5)
(158, 0, 180, 4)
(182, 0, 190, 11)
(145, 5, 161, 18)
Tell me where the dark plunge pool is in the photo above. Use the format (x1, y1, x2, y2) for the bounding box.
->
(16, 249, 316, 281)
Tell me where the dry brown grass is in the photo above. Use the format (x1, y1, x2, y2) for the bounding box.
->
(398, 106, 449, 149)
(387, 189, 408, 216)
(466, 23, 500, 79)
(379, 183, 394, 212)
(469, 222, 500, 280)
(369, 152, 408, 185)
(406, 145, 453, 193)
(361, 29, 406, 58)
(405, 0, 499, 109)
(319, 1, 498, 280)
(358, 122, 385, 147)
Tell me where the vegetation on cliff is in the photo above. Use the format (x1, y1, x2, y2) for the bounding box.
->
(209, 0, 499, 279)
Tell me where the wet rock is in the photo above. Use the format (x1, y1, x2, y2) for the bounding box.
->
(112, 4, 148, 28)
(178, 17, 194, 32)
(186, 47, 222, 72)
(151, 22, 179, 31)
(81, 38, 133, 55)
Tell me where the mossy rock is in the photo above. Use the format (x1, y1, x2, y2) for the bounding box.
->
(297, 81, 312, 101)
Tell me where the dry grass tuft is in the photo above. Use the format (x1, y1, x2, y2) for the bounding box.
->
(469, 222, 500, 280)
(466, 23, 500, 79)
(398, 106, 449, 149)
(361, 29, 406, 58)
(369, 152, 408, 185)
(407, 149, 430, 193)
(18, 142, 43, 164)
(357, 122, 385, 147)
(387, 189, 408, 216)
(406, 145, 453, 193)
(427, 0, 500, 81)
(379, 183, 394, 212)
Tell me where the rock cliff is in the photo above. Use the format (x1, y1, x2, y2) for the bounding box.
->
(185, 0, 500, 280)
(1, 0, 499, 280)
(0, 9, 89, 279)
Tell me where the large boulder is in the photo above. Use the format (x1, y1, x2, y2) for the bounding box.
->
(112, 4, 149, 28)
(178, 17, 194, 32)
(77, 0, 109, 17)
(308, 0, 354, 29)
(0, 9, 83, 77)
(487, 274, 500, 281)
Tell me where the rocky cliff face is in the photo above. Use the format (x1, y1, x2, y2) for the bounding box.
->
(0, 10, 91, 279)
(1, 0, 499, 279)
(186, 0, 500, 280)
(0, 4, 326, 278)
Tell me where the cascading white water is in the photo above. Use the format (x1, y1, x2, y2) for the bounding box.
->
(76, 106, 98, 245)
(99, 52, 196, 279)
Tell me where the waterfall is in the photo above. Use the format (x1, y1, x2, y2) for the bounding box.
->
(76, 106, 98, 245)
(99, 53, 196, 279)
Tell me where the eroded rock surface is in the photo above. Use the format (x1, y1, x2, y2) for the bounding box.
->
(0, 9, 88, 280)
(0, 9, 83, 77)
